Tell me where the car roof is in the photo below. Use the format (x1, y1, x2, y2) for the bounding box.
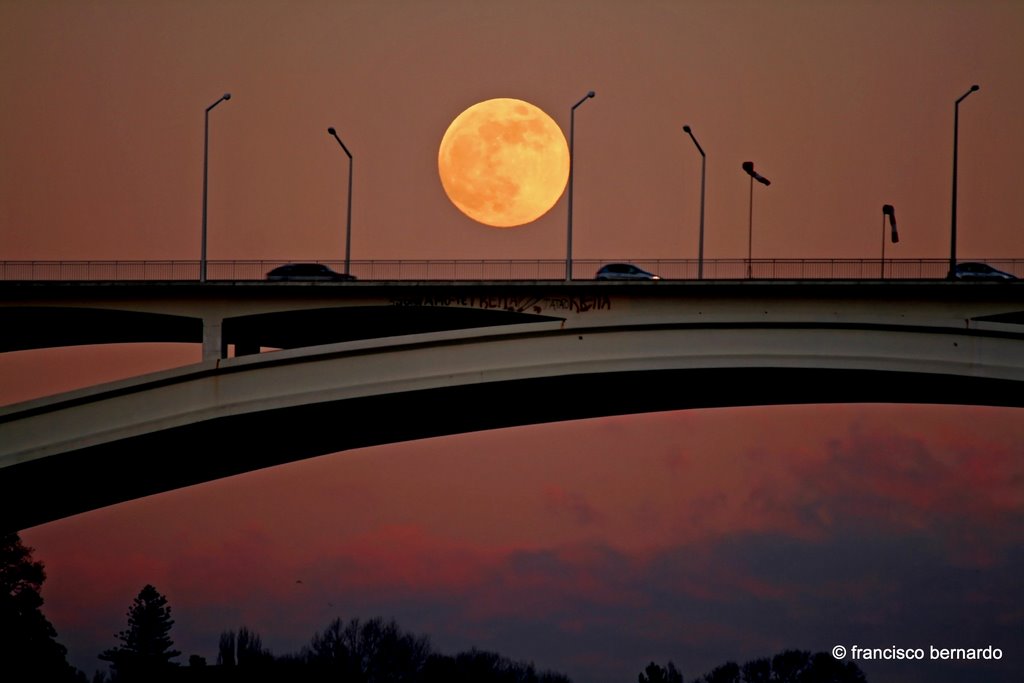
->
(271, 263, 331, 271)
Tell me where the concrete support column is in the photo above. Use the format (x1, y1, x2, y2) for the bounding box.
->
(202, 317, 226, 361)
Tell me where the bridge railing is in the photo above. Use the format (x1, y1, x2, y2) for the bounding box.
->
(2, 259, 1022, 281)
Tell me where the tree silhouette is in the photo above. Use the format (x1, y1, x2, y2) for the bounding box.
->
(217, 626, 273, 668)
(771, 649, 810, 682)
(422, 647, 572, 683)
(217, 630, 236, 667)
(769, 649, 866, 683)
(681, 649, 867, 683)
(639, 660, 684, 683)
(803, 651, 867, 683)
(304, 616, 431, 681)
(99, 584, 180, 681)
(701, 661, 740, 683)
(739, 658, 770, 683)
(0, 532, 79, 681)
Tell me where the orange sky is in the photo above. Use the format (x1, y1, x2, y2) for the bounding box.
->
(3, 1, 1023, 264)
(3, 2, 1024, 682)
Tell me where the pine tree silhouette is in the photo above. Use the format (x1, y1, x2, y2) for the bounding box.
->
(99, 584, 180, 682)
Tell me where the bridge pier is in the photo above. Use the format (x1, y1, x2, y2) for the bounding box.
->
(202, 317, 226, 361)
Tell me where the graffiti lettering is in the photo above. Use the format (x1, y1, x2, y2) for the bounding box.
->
(388, 294, 611, 314)
(543, 295, 611, 313)
(389, 296, 474, 308)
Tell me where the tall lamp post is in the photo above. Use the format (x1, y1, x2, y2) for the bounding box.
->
(949, 84, 979, 279)
(201, 92, 231, 283)
(881, 204, 899, 278)
(682, 125, 706, 279)
(327, 127, 354, 276)
(741, 161, 771, 278)
(567, 90, 595, 281)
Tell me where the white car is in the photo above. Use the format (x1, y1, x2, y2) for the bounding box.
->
(595, 263, 661, 280)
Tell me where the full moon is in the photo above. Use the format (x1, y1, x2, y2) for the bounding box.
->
(438, 98, 569, 228)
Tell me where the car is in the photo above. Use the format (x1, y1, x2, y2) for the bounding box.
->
(952, 262, 1017, 281)
(266, 263, 356, 281)
(595, 263, 661, 280)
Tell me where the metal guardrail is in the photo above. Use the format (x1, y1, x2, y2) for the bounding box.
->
(1, 259, 1022, 281)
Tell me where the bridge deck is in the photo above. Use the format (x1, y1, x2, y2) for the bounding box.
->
(2, 280, 1022, 532)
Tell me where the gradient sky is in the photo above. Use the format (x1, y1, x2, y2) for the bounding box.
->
(2, 1, 1024, 682)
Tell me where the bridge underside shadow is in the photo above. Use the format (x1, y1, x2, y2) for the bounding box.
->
(2, 366, 1020, 533)
(1, 305, 560, 352)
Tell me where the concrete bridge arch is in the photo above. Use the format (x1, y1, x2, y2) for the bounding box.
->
(2, 280, 1023, 531)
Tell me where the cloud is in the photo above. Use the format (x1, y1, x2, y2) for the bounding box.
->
(158, 523, 1024, 683)
(24, 405, 1024, 682)
(543, 484, 605, 527)
(33, 504, 1024, 683)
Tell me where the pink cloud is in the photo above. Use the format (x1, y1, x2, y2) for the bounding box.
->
(543, 484, 605, 527)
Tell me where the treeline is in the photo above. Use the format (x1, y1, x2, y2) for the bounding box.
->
(639, 651, 867, 683)
(1, 531, 571, 683)
(3, 532, 868, 683)
(126, 612, 575, 683)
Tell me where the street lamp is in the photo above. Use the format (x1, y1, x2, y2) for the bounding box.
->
(567, 90, 595, 281)
(682, 125, 706, 279)
(741, 161, 771, 278)
(881, 204, 899, 278)
(949, 84, 979, 279)
(327, 127, 354, 276)
(201, 92, 231, 283)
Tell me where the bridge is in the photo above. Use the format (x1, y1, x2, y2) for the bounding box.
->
(4, 256, 1024, 283)
(2, 279, 1023, 532)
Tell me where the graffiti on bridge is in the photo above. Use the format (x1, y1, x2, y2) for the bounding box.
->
(388, 293, 612, 315)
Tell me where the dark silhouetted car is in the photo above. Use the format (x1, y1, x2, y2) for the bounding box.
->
(266, 263, 356, 281)
(595, 263, 661, 280)
(952, 262, 1016, 281)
